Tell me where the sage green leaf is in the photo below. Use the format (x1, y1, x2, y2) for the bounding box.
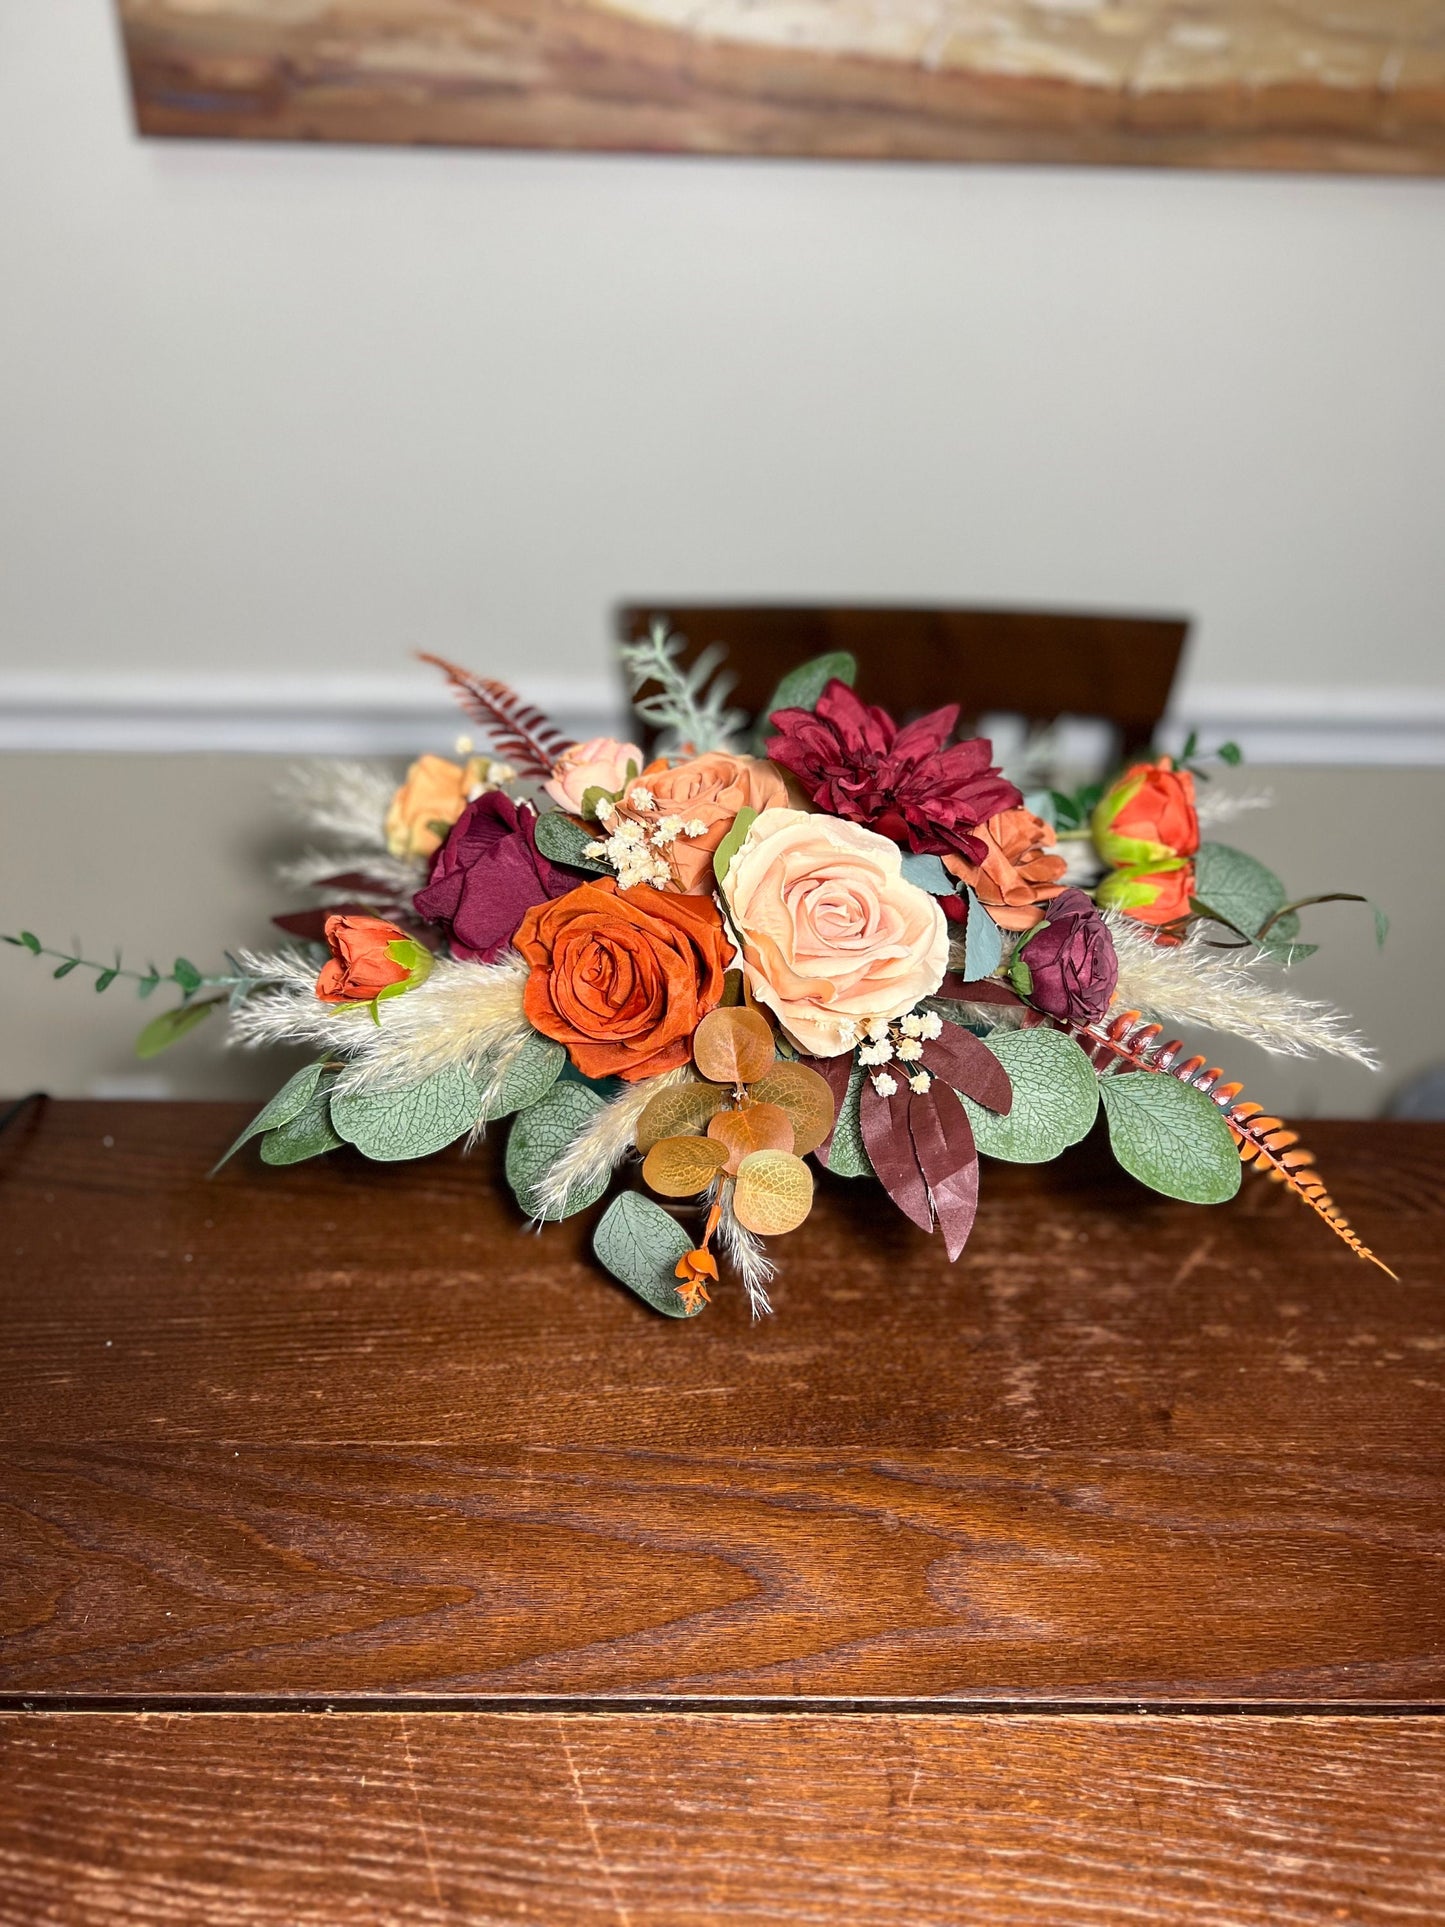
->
(94, 968, 119, 993)
(823, 1059, 873, 1178)
(899, 853, 955, 896)
(172, 957, 203, 993)
(1099, 1073, 1242, 1205)
(962, 887, 1004, 982)
(533, 810, 610, 873)
(505, 1082, 607, 1221)
(331, 1064, 479, 1162)
(135, 995, 223, 1059)
(713, 805, 758, 891)
(19, 931, 43, 954)
(259, 1089, 344, 1165)
(52, 959, 79, 979)
(752, 651, 857, 750)
(212, 1060, 329, 1172)
(476, 1031, 566, 1122)
(1193, 843, 1290, 942)
(593, 1191, 703, 1318)
(957, 1028, 1098, 1164)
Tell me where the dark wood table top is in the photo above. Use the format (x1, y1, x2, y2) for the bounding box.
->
(2, 1101, 1442, 1922)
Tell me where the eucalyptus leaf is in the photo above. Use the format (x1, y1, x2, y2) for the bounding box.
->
(212, 1060, 329, 1172)
(899, 852, 956, 896)
(713, 806, 758, 891)
(505, 1082, 608, 1221)
(1193, 843, 1289, 942)
(259, 1089, 344, 1165)
(330, 1064, 479, 1162)
(823, 1059, 873, 1178)
(751, 651, 857, 750)
(961, 888, 1004, 982)
(532, 810, 610, 873)
(135, 996, 223, 1060)
(957, 1029, 1098, 1164)
(593, 1191, 703, 1317)
(172, 957, 203, 993)
(1099, 1073, 1241, 1205)
(476, 1031, 566, 1122)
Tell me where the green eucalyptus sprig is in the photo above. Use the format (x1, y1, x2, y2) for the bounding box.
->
(3, 932, 298, 1058)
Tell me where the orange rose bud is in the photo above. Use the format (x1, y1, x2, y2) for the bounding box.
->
(1092, 758, 1199, 871)
(943, 806, 1067, 932)
(315, 914, 427, 1004)
(1096, 862, 1195, 928)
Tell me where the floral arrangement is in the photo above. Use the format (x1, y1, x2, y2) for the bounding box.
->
(9, 628, 1393, 1313)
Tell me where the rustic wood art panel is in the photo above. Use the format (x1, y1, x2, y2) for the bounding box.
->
(117, 0, 1445, 173)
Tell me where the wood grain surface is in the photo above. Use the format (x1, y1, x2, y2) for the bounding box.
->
(3, 1711, 1443, 1925)
(2, 1104, 1441, 1704)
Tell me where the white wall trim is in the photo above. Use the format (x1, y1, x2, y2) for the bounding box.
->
(2, 673, 1443, 764)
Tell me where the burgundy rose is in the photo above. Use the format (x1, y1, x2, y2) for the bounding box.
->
(766, 680, 1021, 862)
(1011, 888, 1118, 1025)
(413, 793, 573, 963)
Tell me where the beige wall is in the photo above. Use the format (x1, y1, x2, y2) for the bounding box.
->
(1, 4, 1444, 717)
(3, 754, 1440, 1117)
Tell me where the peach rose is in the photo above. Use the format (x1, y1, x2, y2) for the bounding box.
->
(385, 754, 492, 861)
(944, 807, 1068, 932)
(721, 808, 948, 1057)
(543, 737, 643, 816)
(623, 753, 789, 893)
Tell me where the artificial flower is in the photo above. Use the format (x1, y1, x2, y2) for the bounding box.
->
(543, 737, 644, 818)
(943, 806, 1068, 931)
(385, 753, 495, 861)
(766, 679, 1020, 862)
(1010, 888, 1118, 1025)
(1096, 861, 1196, 928)
(621, 752, 789, 892)
(1092, 757, 1199, 871)
(314, 913, 430, 1005)
(413, 793, 572, 964)
(720, 807, 948, 1057)
(515, 878, 730, 1081)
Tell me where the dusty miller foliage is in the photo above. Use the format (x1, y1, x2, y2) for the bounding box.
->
(619, 619, 747, 756)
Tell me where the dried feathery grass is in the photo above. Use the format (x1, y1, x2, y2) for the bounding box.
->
(279, 761, 399, 852)
(529, 1067, 694, 1219)
(227, 953, 531, 1088)
(718, 1188, 776, 1320)
(275, 848, 425, 897)
(1195, 785, 1275, 828)
(1105, 912, 1376, 1066)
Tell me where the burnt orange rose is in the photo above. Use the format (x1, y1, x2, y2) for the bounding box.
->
(315, 914, 422, 1003)
(515, 880, 729, 1081)
(943, 807, 1067, 932)
(1093, 758, 1199, 870)
(1096, 862, 1195, 928)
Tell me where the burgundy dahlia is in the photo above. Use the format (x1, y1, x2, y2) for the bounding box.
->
(414, 793, 573, 963)
(766, 680, 1021, 862)
(1013, 888, 1118, 1026)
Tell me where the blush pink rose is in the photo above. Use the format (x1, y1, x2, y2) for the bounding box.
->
(543, 737, 643, 815)
(720, 807, 949, 1057)
(623, 753, 789, 894)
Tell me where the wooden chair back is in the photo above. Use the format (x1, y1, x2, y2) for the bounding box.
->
(616, 604, 1189, 762)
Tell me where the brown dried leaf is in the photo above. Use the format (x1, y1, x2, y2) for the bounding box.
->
(693, 1006, 776, 1086)
(748, 1062, 836, 1157)
(707, 1102, 795, 1176)
(733, 1149, 814, 1235)
(642, 1134, 730, 1198)
(634, 1080, 727, 1153)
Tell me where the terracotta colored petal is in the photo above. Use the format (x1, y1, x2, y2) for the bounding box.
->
(908, 1087, 980, 1262)
(860, 1075, 932, 1233)
(923, 1023, 1013, 1116)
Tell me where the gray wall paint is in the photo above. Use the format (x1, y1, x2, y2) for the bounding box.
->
(2, 2, 1444, 703)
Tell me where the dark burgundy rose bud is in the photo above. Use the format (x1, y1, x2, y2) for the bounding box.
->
(414, 792, 573, 963)
(1010, 888, 1118, 1025)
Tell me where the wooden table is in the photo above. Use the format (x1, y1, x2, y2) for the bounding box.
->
(2, 1101, 1442, 1923)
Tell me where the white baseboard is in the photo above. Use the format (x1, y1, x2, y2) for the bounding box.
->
(1, 672, 1442, 765)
